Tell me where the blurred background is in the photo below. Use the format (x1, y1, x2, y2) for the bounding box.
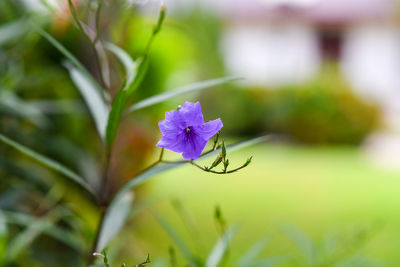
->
(2, 0, 400, 266)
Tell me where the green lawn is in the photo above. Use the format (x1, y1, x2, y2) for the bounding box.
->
(122, 144, 400, 266)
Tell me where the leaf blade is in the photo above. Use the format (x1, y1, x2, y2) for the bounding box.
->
(281, 223, 316, 266)
(206, 225, 239, 267)
(112, 135, 271, 203)
(105, 42, 136, 90)
(95, 192, 134, 252)
(0, 19, 29, 46)
(0, 134, 96, 196)
(64, 62, 109, 140)
(34, 26, 87, 78)
(34, 26, 109, 140)
(157, 216, 200, 265)
(3, 209, 83, 260)
(105, 89, 128, 147)
(236, 239, 269, 267)
(126, 76, 241, 113)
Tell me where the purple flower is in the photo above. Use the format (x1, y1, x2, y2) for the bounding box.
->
(156, 101, 223, 159)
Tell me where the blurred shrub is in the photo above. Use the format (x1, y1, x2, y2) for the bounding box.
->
(202, 69, 381, 145)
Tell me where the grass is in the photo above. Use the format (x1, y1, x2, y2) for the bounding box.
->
(119, 143, 400, 266)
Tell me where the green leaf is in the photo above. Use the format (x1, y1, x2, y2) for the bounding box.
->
(126, 76, 241, 113)
(4, 209, 83, 260)
(65, 62, 109, 140)
(95, 192, 134, 252)
(105, 42, 137, 90)
(126, 56, 149, 96)
(236, 239, 269, 267)
(105, 89, 128, 147)
(34, 26, 91, 84)
(221, 142, 226, 160)
(113, 162, 185, 200)
(206, 225, 239, 267)
(282, 224, 316, 266)
(0, 134, 96, 196)
(4, 210, 83, 251)
(7, 219, 53, 260)
(153, 3, 166, 35)
(0, 19, 29, 46)
(250, 256, 289, 267)
(102, 249, 110, 267)
(111, 135, 270, 205)
(0, 90, 48, 127)
(157, 216, 200, 265)
(34, 26, 109, 139)
(0, 213, 7, 265)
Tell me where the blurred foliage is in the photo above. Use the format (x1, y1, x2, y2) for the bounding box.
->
(202, 66, 381, 144)
(0, 0, 386, 266)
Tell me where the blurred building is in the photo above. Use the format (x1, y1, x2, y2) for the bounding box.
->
(167, 0, 400, 130)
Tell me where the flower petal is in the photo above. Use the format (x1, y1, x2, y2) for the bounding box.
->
(156, 131, 185, 153)
(181, 134, 208, 159)
(179, 101, 204, 126)
(163, 109, 186, 130)
(158, 119, 181, 137)
(192, 118, 223, 141)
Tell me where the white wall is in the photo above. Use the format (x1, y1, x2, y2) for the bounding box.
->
(341, 25, 400, 129)
(221, 23, 320, 87)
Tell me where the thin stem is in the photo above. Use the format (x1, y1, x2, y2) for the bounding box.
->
(189, 160, 248, 174)
(158, 148, 164, 161)
(94, 0, 103, 44)
(129, 148, 165, 178)
(142, 3, 166, 56)
(100, 147, 112, 205)
(67, 0, 108, 92)
(211, 132, 220, 150)
(89, 207, 107, 264)
(90, 146, 111, 263)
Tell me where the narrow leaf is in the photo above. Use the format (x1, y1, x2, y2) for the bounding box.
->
(34, 26, 88, 80)
(126, 76, 241, 113)
(236, 239, 269, 267)
(251, 255, 290, 267)
(0, 19, 29, 46)
(105, 89, 128, 147)
(105, 42, 136, 90)
(0, 134, 96, 196)
(65, 62, 109, 140)
(111, 135, 271, 204)
(34, 26, 109, 139)
(114, 162, 184, 200)
(7, 218, 53, 260)
(126, 56, 149, 96)
(4, 209, 83, 260)
(206, 225, 239, 267)
(157, 216, 200, 264)
(95, 192, 134, 252)
(282, 224, 316, 266)
(0, 91, 48, 127)
(6, 215, 82, 251)
(0, 213, 7, 265)
(153, 3, 166, 35)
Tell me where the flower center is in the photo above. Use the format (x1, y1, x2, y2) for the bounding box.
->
(186, 126, 191, 133)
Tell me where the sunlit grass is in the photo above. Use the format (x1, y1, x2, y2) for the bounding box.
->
(124, 143, 400, 266)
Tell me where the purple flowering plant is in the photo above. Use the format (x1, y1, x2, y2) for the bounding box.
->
(0, 1, 262, 266)
(157, 101, 223, 159)
(155, 101, 253, 174)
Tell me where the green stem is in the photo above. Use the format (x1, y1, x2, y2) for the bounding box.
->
(89, 207, 107, 264)
(67, 0, 108, 91)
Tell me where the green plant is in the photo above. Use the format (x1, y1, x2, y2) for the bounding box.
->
(260, 76, 381, 144)
(203, 68, 381, 144)
(156, 203, 286, 267)
(0, 1, 262, 266)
